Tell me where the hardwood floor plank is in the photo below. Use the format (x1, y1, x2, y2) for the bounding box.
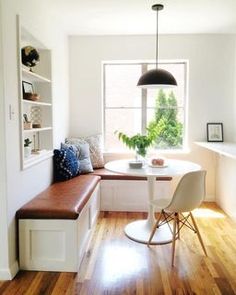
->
(30, 272, 60, 295)
(24, 272, 45, 295)
(1, 271, 38, 295)
(51, 273, 76, 295)
(0, 203, 235, 295)
(0, 281, 11, 294)
(215, 278, 236, 295)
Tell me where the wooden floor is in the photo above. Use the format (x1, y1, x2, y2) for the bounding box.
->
(0, 203, 236, 295)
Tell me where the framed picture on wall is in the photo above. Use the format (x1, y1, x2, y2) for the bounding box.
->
(207, 123, 223, 142)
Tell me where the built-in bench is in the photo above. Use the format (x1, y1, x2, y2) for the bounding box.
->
(16, 175, 101, 272)
(92, 169, 172, 212)
(16, 169, 172, 272)
(92, 168, 172, 181)
(17, 175, 100, 220)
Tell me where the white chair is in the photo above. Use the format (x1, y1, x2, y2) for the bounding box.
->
(148, 170, 207, 266)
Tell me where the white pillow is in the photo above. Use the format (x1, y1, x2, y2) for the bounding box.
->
(66, 134, 104, 169)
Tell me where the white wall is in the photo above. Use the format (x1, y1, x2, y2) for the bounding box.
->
(220, 42, 236, 219)
(69, 35, 235, 142)
(0, 0, 10, 280)
(216, 155, 236, 220)
(0, 0, 69, 279)
(234, 38, 236, 141)
(69, 34, 236, 203)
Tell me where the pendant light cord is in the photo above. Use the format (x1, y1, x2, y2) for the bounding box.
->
(156, 8, 159, 69)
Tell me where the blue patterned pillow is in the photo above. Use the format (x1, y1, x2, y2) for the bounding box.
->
(61, 142, 93, 174)
(53, 148, 80, 181)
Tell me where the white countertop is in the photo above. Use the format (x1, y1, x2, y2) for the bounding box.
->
(195, 141, 236, 160)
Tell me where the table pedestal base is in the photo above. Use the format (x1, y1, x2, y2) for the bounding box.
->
(124, 220, 173, 245)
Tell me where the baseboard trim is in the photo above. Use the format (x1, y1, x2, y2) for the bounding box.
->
(0, 260, 19, 280)
(216, 200, 236, 221)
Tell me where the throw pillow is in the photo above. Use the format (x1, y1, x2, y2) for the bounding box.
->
(66, 134, 104, 168)
(53, 147, 80, 182)
(61, 142, 93, 174)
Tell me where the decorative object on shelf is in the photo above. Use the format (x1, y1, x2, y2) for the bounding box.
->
(30, 106, 42, 128)
(115, 125, 158, 165)
(22, 81, 33, 93)
(22, 81, 40, 101)
(31, 133, 40, 154)
(23, 113, 32, 130)
(31, 93, 40, 101)
(23, 93, 40, 101)
(24, 138, 32, 158)
(207, 123, 223, 142)
(21, 46, 40, 71)
(137, 4, 177, 89)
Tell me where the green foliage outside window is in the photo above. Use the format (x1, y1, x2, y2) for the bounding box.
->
(148, 89, 183, 149)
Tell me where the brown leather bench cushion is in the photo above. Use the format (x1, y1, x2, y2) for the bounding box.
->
(16, 175, 100, 220)
(16, 168, 171, 220)
(92, 168, 172, 181)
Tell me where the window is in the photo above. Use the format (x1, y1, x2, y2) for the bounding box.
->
(103, 61, 187, 152)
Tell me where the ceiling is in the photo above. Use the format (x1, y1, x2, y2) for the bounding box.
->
(48, 0, 236, 35)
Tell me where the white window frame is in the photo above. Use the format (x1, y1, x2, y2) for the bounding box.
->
(102, 60, 189, 153)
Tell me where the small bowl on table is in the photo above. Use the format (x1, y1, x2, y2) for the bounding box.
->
(149, 157, 167, 168)
(129, 161, 143, 169)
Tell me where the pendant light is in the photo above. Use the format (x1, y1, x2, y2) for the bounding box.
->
(137, 4, 177, 88)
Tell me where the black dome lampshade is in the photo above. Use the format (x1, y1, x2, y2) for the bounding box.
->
(137, 4, 177, 89)
(137, 68, 177, 88)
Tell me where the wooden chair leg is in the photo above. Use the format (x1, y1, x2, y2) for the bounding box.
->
(171, 213, 177, 267)
(177, 213, 180, 239)
(190, 212, 207, 256)
(148, 210, 163, 246)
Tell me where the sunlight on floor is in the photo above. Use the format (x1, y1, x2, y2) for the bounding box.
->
(192, 208, 225, 218)
(101, 244, 145, 285)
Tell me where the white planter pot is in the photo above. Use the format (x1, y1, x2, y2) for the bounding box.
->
(24, 146, 31, 158)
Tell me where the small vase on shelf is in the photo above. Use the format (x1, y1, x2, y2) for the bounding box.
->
(24, 138, 32, 158)
(24, 146, 31, 158)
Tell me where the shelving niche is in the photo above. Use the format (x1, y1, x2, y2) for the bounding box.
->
(17, 16, 53, 169)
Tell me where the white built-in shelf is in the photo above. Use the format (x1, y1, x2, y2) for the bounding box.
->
(195, 141, 236, 160)
(18, 15, 53, 170)
(22, 68, 51, 83)
(24, 150, 53, 169)
(23, 127, 52, 133)
(22, 99, 52, 106)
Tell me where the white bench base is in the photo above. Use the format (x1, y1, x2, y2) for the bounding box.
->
(100, 180, 171, 211)
(19, 184, 100, 272)
(18, 179, 172, 272)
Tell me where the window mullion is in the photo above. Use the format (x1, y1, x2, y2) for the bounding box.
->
(141, 64, 147, 134)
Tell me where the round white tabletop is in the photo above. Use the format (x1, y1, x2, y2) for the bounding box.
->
(105, 159, 201, 245)
(105, 159, 201, 178)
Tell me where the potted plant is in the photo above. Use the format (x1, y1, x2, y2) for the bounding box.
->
(115, 125, 158, 161)
(24, 138, 32, 158)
